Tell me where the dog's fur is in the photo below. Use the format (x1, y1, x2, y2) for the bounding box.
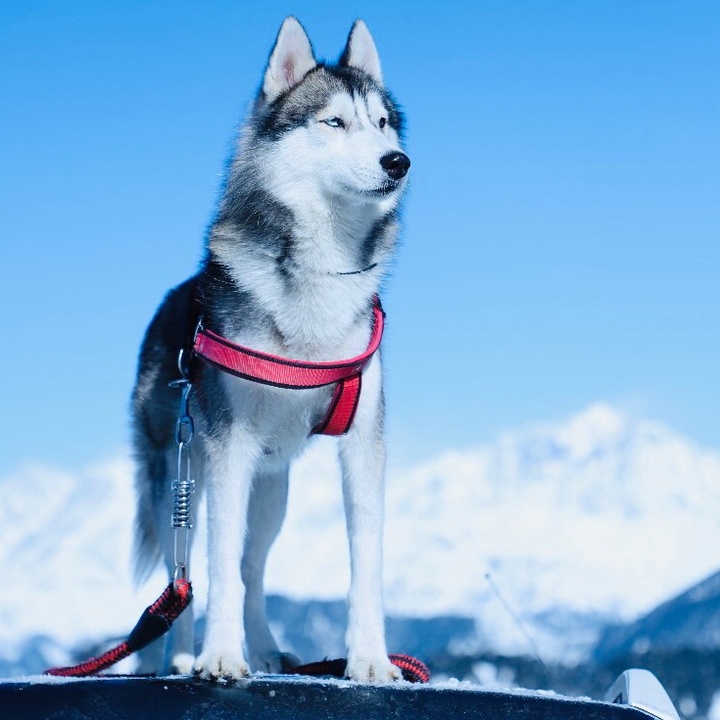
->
(131, 17, 409, 682)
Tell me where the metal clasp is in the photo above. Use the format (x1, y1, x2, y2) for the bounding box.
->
(174, 382, 194, 446)
(169, 359, 196, 583)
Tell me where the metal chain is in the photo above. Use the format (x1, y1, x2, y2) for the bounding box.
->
(169, 349, 196, 583)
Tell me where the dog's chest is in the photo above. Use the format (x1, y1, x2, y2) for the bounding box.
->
(203, 286, 373, 460)
(219, 370, 333, 459)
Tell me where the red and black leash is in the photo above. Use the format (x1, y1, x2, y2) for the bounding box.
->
(44, 578, 429, 683)
(45, 579, 193, 677)
(289, 654, 430, 684)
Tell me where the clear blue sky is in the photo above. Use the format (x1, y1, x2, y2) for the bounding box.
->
(1, 1, 718, 476)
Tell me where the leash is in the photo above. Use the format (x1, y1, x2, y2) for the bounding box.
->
(289, 654, 430, 684)
(44, 579, 192, 677)
(46, 360, 197, 678)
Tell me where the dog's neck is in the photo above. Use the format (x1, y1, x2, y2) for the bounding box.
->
(206, 191, 396, 358)
(282, 193, 394, 276)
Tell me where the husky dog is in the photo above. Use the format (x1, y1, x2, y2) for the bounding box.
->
(132, 17, 410, 683)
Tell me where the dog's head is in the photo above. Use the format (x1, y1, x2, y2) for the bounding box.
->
(251, 17, 410, 208)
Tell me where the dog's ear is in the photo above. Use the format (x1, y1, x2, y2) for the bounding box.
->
(340, 20, 383, 85)
(262, 17, 317, 104)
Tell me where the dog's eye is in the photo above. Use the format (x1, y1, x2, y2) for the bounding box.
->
(323, 117, 346, 129)
(379, 117, 387, 129)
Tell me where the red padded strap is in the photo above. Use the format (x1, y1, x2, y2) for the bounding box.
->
(194, 299, 383, 389)
(312, 374, 362, 436)
(193, 299, 384, 435)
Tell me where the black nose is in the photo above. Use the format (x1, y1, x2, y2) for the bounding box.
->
(380, 152, 411, 180)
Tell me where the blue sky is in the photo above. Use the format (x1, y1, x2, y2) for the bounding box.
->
(1, 1, 718, 476)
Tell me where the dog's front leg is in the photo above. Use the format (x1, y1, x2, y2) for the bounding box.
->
(339, 358, 399, 684)
(194, 427, 261, 681)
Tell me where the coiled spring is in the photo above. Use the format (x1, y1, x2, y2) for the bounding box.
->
(171, 476, 195, 529)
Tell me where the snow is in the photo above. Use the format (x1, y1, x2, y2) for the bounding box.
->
(2, 403, 719, 674)
(7, 671, 584, 702)
(708, 690, 720, 720)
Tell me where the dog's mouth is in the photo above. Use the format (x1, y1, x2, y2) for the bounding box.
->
(337, 177, 404, 200)
(367, 179, 402, 197)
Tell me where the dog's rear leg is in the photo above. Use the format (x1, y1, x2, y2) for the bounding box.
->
(242, 464, 298, 673)
(133, 445, 203, 676)
(163, 535, 196, 675)
(153, 449, 200, 675)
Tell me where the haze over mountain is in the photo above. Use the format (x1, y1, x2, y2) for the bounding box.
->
(2, 404, 718, 675)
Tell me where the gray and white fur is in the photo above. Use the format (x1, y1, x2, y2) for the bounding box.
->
(132, 16, 410, 683)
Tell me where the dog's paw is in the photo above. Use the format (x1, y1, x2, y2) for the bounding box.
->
(193, 650, 250, 682)
(346, 654, 401, 684)
(170, 652, 195, 676)
(251, 650, 303, 674)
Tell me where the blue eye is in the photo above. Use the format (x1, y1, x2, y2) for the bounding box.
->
(379, 117, 387, 129)
(323, 117, 345, 129)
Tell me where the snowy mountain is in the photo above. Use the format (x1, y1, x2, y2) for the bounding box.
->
(2, 404, 719, 676)
(594, 569, 720, 660)
(379, 404, 720, 660)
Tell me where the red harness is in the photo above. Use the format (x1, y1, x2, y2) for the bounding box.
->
(193, 298, 385, 436)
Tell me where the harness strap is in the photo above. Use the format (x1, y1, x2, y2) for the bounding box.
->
(193, 298, 384, 436)
(312, 373, 362, 435)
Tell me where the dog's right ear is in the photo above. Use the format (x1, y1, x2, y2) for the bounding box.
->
(262, 17, 317, 104)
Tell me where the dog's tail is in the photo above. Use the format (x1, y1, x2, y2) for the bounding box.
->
(132, 461, 164, 586)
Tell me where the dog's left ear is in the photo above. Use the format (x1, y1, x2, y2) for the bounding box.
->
(340, 20, 383, 85)
(263, 16, 317, 104)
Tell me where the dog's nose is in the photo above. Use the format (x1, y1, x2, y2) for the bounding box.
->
(380, 152, 411, 180)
